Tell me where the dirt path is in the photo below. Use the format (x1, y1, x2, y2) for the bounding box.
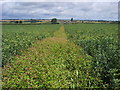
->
(2, 25, 92, 88)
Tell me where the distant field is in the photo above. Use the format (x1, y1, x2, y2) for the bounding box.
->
(2, 23, 120, 88)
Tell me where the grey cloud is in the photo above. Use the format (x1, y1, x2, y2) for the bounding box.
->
(2, 2, 118, 20)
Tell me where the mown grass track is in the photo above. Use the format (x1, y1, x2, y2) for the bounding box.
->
(2, 25, 104, 88)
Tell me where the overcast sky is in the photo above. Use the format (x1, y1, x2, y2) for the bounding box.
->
(1, 0, 119, 21)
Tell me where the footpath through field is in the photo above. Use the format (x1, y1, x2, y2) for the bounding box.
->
(2, 25, 92, 88)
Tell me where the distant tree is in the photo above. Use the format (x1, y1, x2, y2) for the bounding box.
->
(71, 18, 73, 22)
(15, 21, 19, 23)
(19, 21, 22, 23)
(31, 19, 36, 23)
(51, 18, 57, 24)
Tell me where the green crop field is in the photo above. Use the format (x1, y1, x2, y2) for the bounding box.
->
(2, 25, 60, 66)
(2, 23, 120, 88)
(64, 23, 119, 88)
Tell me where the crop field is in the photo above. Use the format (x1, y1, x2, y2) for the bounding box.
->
(2, 25, 60, 66)
(64, 24, 119, 88)
(2, 24, 120, 88)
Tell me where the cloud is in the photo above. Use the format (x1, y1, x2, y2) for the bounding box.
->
(1, 2, 118, 20)
(1, 0, 120, 2)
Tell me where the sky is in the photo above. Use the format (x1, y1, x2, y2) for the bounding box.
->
(0, 0, 119, 21)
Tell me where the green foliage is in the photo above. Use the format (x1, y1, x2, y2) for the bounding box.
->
(71, 18, 73, 21)
(51, 18, 58, 24)
(2, 24, 119, 88)
(2, 25, 104, 88)
(2, 24, 60, 66)
(64, 23, 120, 88)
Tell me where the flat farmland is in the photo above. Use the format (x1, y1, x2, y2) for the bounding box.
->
(2, 23, 120, 88)
(2, 24, 60, 66)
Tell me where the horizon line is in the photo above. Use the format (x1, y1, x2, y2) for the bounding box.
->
(0, 18, 118, 21)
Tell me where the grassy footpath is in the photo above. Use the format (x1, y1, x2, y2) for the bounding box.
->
(53, 26, 67, 39)
(2, 25, 103, 88)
